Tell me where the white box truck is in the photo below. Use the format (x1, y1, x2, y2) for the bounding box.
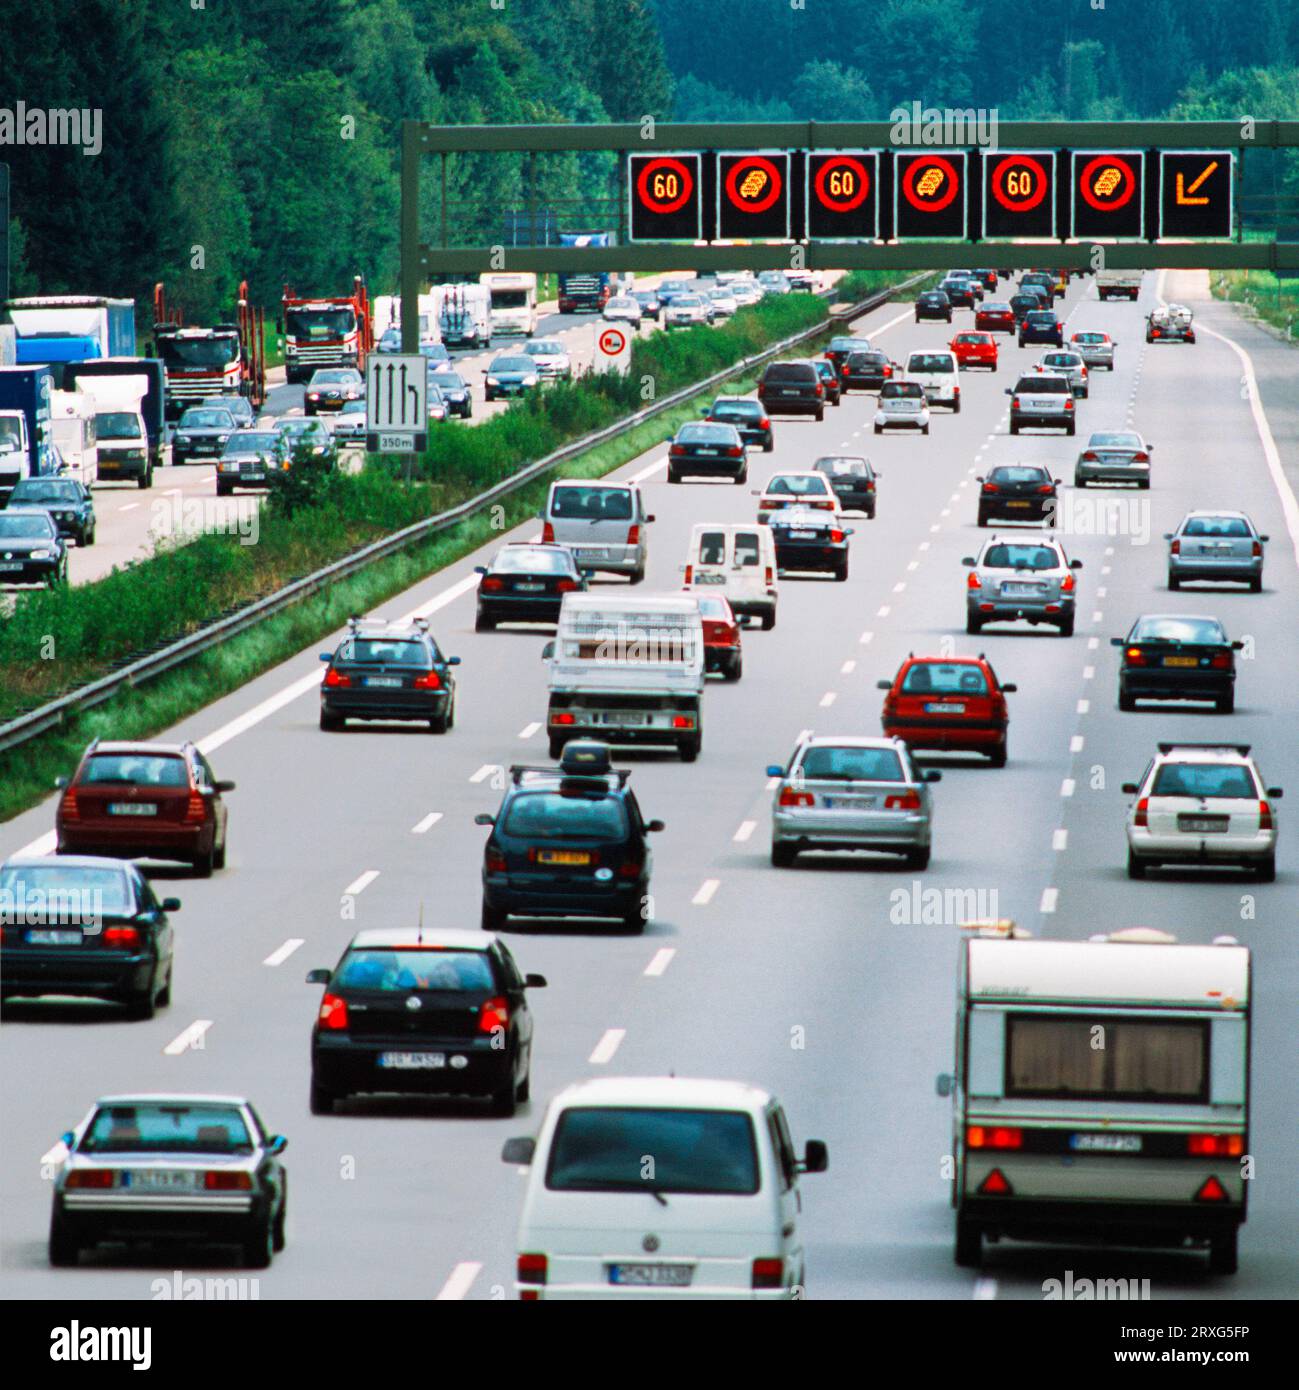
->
(78, 374, 152, 488)
(543, 593, 705, 761)
(49, 387, 99, 484)
(481, 272, 537, 336)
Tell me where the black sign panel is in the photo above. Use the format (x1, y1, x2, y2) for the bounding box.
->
(0, 163, 9, 301)
(807, 151, 879, 240)
(894, 152, 967, 239)
(982, 150, 1056, 239)
(628, 153, 702, 241)
(1070, 151, 1145, 239)
(717, 152, 791, 240)
(1159, 151, 1233, 239)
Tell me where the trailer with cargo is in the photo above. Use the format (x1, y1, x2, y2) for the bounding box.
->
(2, 295, 136, 364)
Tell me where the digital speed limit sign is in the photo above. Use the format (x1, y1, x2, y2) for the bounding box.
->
(982, 151, 1057, 238)
(807, 152, 879, 240)
(628, 153, 702, 241)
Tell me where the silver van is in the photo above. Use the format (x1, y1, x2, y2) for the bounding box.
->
(542, 480, 653, 583)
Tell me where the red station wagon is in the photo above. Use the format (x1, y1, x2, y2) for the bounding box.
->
(877, 656, 1018, 767)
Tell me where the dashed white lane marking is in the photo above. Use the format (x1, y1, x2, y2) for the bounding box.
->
(1101, 565, 1111, 576)
(766, 776, 780, 791)
(164, 1020, 212, 1056)
(436, 1262, 483, 1301)
(877, 604, 891, 617)
(163, 487, 181, 497)
(645, 948, 675, 977)
(40, 1141, 68, 1166)
(1040, 888, 1059, 914)
(930, 523, 941, 533)
(1083, 665, 1095, 680)
(1096, 586, 1107, 599)
(918, 541, 930, 551)
(941, 508, 951, 517)
(518, 722, 541, 739)
(973, 1277, 998, 1301)
(1087, 636, 1098, 650)
(1104, 546, 1115, 557)
(343, 869, 379, 897)
(841, 660, 856, 674)
(589, 1028, 626, 1064)
(412, 812, 443, 834)
(1061, 779, 1076, 797)
(469, 764, 497, 783)
(1091, 611, 1103, 624)
(263, 938, 304, 967)
(1052, 829, 1068, 852)
(692, 879, 720, 906)
(949, 493, 961, 503)
(120, 502, 139, 512)
(892, 582, 906, 593)
(907, 560, 919, 572)
(860, 630, 874, 644)
(1070, 735, 1085, 753)
(734, 820, 757, 842)
(1077, 699, 1090, 714)
(820, 692, 837, 707)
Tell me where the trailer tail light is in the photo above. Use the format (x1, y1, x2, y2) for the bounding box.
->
(323, 667, 351, 688)
(541, 522, 555, 543)
(967, 572, 981, 589)
(318, 993, 348, 1030)
(517, 1253, 548, 1288)
(966, 1126, 1023, 1151)
(1133, 797, 1149, 828)
(751, 1258, 784, 1290)
(412, 671, 442, 689)
(626, 524, 641, 546)
(204, 1170, 253, 1191)
(1188, 1133, 1244, 1158)
(1169, 539, 1180, 555)
(478, 996, 509, 1033)
(1258, 801, 1274, 832)
(1194, 1176, 1229, 1203)
(102, 926, 143, 950)
(778, 787, 814, 808)
(883, 791, 921, 811)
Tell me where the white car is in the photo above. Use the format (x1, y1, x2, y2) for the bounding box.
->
(730, 279, 763, 307)
(904, 350, 960, 411)
(706, 287, 738, 318)
(602, 296, 642, 325)
(873, 380, 931, 434)
(757, 271, 791, 296)
(754, 470, 841, 524)
(522, 338, 572, 381)
(1123, 742, 1281, 882)
(330, 398, 368, 444)
(664, 295, 710, 329)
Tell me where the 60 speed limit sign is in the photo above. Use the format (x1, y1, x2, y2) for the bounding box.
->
(596, 324, 631, 375)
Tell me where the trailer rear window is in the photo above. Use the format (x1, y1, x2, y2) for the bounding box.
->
(1006, 1016, 1208, 1103)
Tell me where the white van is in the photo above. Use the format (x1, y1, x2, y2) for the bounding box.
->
(502, 1076, 828, 1299)
(905, 349, 961, 411)
(49, 387, 98, 485)
(542, 479, 653, 582)
(682, 522, 778, 629)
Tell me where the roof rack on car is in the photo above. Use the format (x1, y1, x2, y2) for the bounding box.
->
(1156, 742, 1251, 756)
(508, 764, 630, 789)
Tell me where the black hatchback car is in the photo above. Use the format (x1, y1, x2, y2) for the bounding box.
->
(477, 742, 665, 935)
(668, 421, 748, 483)
(702, 395, 773, 451)
(319, 617, 460, 731)
(1019, 310, 1065, 347)
(1111, 614, 1243, 714)
(824, 336, 874, 374)
(976, 464, 1060, 527)
(307, 927, 546, 1117)
(770, 507, 853, 580)
(757, 361, 825, 419)
(915, 290, 952, 322)
(475, 542, 585, 630)
(813, 455, 880, 518)
(0, 855, 178, 1018)
(841, 350, 897, 392)
(1008, 291, 1047, 323)
(6, 476, 96, 545)
(0, 508, 68, 586)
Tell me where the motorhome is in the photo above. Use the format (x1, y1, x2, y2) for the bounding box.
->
(481, 273, 537, 336)
(49, 388, 98, 484)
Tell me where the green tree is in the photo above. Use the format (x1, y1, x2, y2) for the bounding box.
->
(858, 0, 977, 108)
(789, 61, 876, 120)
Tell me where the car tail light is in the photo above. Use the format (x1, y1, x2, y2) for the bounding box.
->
(981, 483, 999, 494)
(1125, 647, 1146, 665)
(1188, 1133, 1244, 1157)
(669, 444, 685, 456)
(1010, 396, 1020, 409)
(1133, 797, 1149, 828)
(765, 566, 774, 586)
(323, 667, 351, 688)
(1209, 653, 1231, 670)
(184, 790, 206, 823)
(751, 1258, 784, 1290)
(556, 579, 579, 593)
(59, 788, 79, 822)
(1081, 451, 1099, 462)
(102, 926, 142, 949)
(627, 524, 641, 546)
(778, 787, 814, 808)
(841, 364, 850, 376)
(1064, 398, 1074, 409)
(884, 791, 922, 810)
(517, 1252, 547, 1286)
(813, 383, 823, 396)
(1194, 1176, 1228, 1203)
(966, 1126, 1023, 1150)
(412, 671, 442, 689)
(480, 576, 504, 592)
(953, 385, 960, 397)
(1169, 539, 1180, 555)
(1037, 484, 1054, 494)
(829, 529, 845, 543)
(318, 992, 348, 1030)
(618, 859, 643, 879)
(66, 1171, 115, 1189)
(814, 499, 834, 510)
(478, 995, 509, 1033)
(865, 480, 875, 491)
(683, 564, 694, 585)
(727, 446, 743, 457)
(484, 841, 509, 872)
(551, 711, 575, 725)
(1132, 451, 1149, 462)
(967, 572, 981, 589)
(1152, 328, 1161, 338)
(1259, 800, 1274, 832)
(759, 417, 770, 428)
(204, 1170, 253, 1191)
(671, 715, 695, 730)
(541, 521, 555, 543)
(1061, 572, 1075, 593)
(1252, 540, 1263, 557)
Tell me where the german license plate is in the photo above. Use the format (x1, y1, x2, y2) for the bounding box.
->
(121, 1169, 201, 1191)
(789, 530, 818, 540)
(692, 572, 725, 585)
(609, 1264, 693, 1287)
(1006, 501, 1031, 508)
(365, 676, 402, 687)
(538, 849, 592, 865)
(926, 702, 965, 714)
(1003, 584, 1041, 597)
(25, 928, 82, 945)
(514, 582, 545, 592)
(1070, 1133, 1143, 1154)
(824, 796, 875, 809)
(697, 448, 718, 456)
(780, 389, 799, 396)
(1163, 656, 1198, 667)
(378, 1052, 445, 1069)
(1179, 815, 1228, 833)
(599, 711, 644, 726)
(109, 802, 157, 816)
(0, 561, 24, 571)
(576, 548, 607, 560)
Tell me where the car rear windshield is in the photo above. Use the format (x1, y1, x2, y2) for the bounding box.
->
(494, 547, 571, 575)
(336, 638, 433, 665)
(550, 486, 632, 520)
(767, 475, 827, 496)
(1015, 376, 1067, 392)
(901, 663, 989, 695)
(1006, 1016, 1207, 1102)
(710, 401, 762, 420)
(80, 1103, 253, 1155)
(1090, 433, 1140, 448)
(1132, 617, 1226, 645)
(228, 432, 280, 452)
(334, 948, 495, 992)
(815, 457, 868, 476)
(953, 334, 989, 345)
(1074, 333, 1106, 343)
(492, 357, 534, 372)
(1184, 517, 1250, 537)
(1152, 763, 1257, 799)
(846, 352, 886, 367)
(763, 363, 816, 382)
(1042, 354, 1079, 366)
(545, 1107, 759, 1195)
(829, 338, 871, 352)
(982, 544, 1060, 570)
(989, 467, 1049, 484)
(502, 792, 628, 840)
(908, 354, 955, 372)
(0, 864, 133, 916)
(80, 753, 188, 787)
(1026, 312, 1057, 324)
(678, 423, 737, 443)
(881, 381, 924, 399)
(799, 746, 905, 782)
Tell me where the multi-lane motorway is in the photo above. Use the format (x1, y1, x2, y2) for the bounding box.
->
(3, 269, 1296, 1302)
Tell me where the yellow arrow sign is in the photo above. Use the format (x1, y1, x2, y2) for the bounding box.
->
(1176, 161, 1218, 205)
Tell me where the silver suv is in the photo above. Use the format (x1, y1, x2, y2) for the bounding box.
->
(1166, 511, 1267, 592)
(964, 536, 1082, 637)
(768, 735, 940, 870)
(1035, 350, 1089, 397)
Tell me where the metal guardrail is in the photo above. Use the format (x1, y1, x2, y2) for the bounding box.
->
(0, 272, 929, 758)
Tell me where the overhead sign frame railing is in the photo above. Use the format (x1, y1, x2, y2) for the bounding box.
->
(399, 120, 1299, 351)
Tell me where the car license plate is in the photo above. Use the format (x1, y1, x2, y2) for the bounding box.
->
(697, 448, 718, 456)
(599, 711, 644, 726)
(576, 548, 607, 560)
(121, 1169, 201, 1191)
(242, 471, 265, 481)
(538, 849, 592, 865)
(789, 530, 818, 540)
(692, 572, 725, 585)
(1069, 1133, 1143, 1154)
(1178, 815, 1229, 833)
(108, 802, 157, 816)
(0, 561, 24, 572)
(1163, 656, 1198, 667)
(365, 676, 402, 687)
(25, 928, 82, 945)
(514, 582, 545, 592)
(1002, 584, 1042, 597)
(1006, 501, 1031, 508)
(609, 1264, 693, 1287)
(780, 389, 799, 396)
(926, 702, 965, 714)
(824, 796, 875, 809)
(378, 1052, 445, 1069)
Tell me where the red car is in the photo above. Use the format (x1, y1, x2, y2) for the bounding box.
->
(694, 593, 743, 681)
(949, 331, 998, 372)
(972, 269, 998, 292)
(974, 302, 1016, 334)
(877, 656, 1017, 767)
(55, 740, 234, 877)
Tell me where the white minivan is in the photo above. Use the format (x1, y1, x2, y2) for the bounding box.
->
(681, 522, 778, 629)
(905, 349, 961, 412)
(503, 1076, 828, 1299)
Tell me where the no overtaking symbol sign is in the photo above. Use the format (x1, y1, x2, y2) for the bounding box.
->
(596, 325, 631, 375)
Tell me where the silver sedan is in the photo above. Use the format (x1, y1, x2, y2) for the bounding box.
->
(1074, 430, 1153, 488)
(768, 736, 939, 869)
(1166, 511, 1267, 592)
(1070, 330, 1115, 370)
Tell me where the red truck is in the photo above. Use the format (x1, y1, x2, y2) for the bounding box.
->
(152, 281, 267, 419)
(280, 276, 373, 385)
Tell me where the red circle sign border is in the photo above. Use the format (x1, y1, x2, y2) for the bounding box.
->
(900, 155, 961, 214)
(723, 156, 784, 215)
(1078, 154, 1138, 213)
(813, 155, 872, 214)
(635, 156, 695, 216)
(989, 153, 1050, 213)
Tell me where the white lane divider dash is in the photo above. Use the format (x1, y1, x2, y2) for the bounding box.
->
(589, 1028, 626, 1065)
(518, 722, 541, 739)
(1052, 829, 1068, 852)
(1076, 699, 1090, 715)
(1087, 636, 1098, 651)
(1070, 735, 1084, 754)
(734, 820, 757, 843)
(893, 582, 906, 593)
(644, 948, 675, 978)
(343, 869, 380, 897)
(436, 1262, 483, 1301)
(263, 938, 305, 967)
(1040, 888, 1059, 914)
(412, 812, 443, 834)
(877, 604, 891, 618)
(692, 879, 720, 906)
(164, 1020, 212, 1056)
(1082, 665, 1095, 680)
(820, 691, 837, 708)
(841, 660, 856, 675)
(860, 630, 874, 645)
(1061, 779, 1076, 798)
(973, 1277, 998, 1301)
(469, 764, 497, 784)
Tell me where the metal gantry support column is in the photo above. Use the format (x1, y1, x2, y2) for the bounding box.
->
(400, 121, 423, 356)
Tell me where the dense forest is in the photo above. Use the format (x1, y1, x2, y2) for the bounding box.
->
(2, 0, 1296, 320)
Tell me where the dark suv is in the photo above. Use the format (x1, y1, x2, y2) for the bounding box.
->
(306, 927, 546, 1117)
(319, 617, 460, 732)
(476, 742, 665, 934)
(757, 361, 825, 420)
